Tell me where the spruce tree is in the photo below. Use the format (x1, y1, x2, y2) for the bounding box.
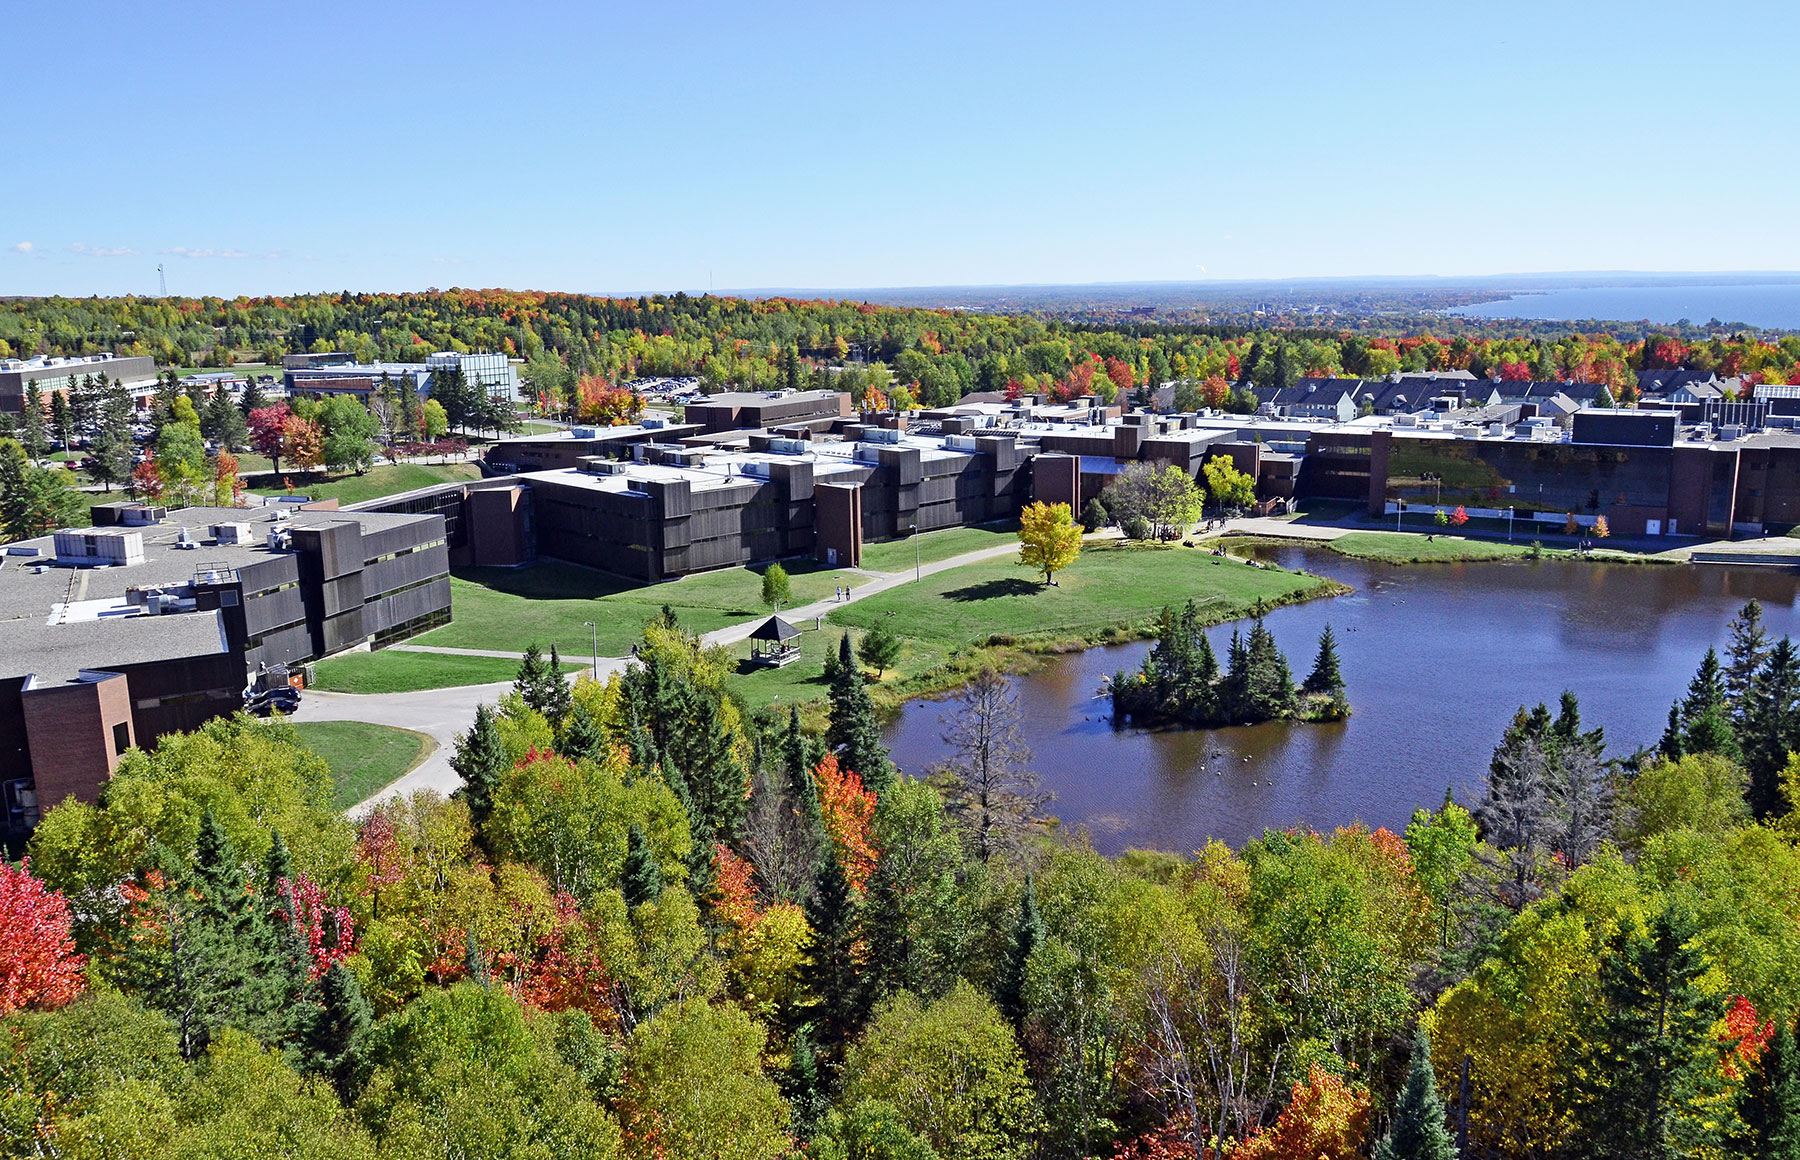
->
(558, 699, 606, 763)
(1739, 1019, 1800, 1160)
(828, 634, 892, 797)
(239, 374, 266, 416)
(300, 963, 372, 1099)
(451, 703, 508, 826)
(800, 846, 864, 1055)
(1375, 1027, 1456, 1160)
(21, 383, 47, 464)
(1743, 637, 1800, 819)
(676, 688, 746, 847)
(1303, 623, 1344, 696)
(544, 644, 573, 727)
(514, 643, 554, 715)
(783, 706, 826, 852)
(1575, 902, 1729, 1160)
(1659, 702, 1687, 761)
(621, 823, 664, 909)
(997, 876, 1045, 1026)
(130, 812, 287, 1059)
(1726, 599, 1771, 720)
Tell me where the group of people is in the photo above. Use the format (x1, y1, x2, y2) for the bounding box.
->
(834, 585, 853, 601)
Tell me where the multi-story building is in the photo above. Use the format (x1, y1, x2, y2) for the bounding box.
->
(0, 502, 450, 833)
(0, 354, 160, 413)
(283, 351, 519, 403)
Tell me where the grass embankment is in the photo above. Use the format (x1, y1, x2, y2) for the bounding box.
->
(411, 558, 858, 661)
(856, 520, 1019, 572)
(247, 462, 481, 506)
(290, 721, 433, 808)
(309, 651, 586, 694)
(1322, 531, 1561, 563)
(729, 542, 1343, 713)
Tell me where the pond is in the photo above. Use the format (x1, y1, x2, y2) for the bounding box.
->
(881, 545, 1800, 853)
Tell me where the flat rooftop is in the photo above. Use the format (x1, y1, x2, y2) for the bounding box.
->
(0, 504, 434, 683)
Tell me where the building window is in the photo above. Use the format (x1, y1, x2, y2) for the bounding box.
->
(112, 722, 130, 755)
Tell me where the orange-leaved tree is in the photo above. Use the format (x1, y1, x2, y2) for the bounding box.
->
(1230, 1064, 1370, 1160)
(815, 754, 877, 890)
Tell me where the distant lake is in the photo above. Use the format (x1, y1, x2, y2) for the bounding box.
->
(1448, 283, 1800, 330)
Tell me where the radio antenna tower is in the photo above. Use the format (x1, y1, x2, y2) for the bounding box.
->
(158, 264, 166, 296)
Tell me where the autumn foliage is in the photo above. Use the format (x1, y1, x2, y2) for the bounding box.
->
(575, 375, 644, 426)
(815, 754, 877, 890)
(1230, 1065, 1370, 1160)
(0, 859, 85, 1014)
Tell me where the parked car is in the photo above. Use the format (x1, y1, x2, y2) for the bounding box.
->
(246, 686, 302, 717)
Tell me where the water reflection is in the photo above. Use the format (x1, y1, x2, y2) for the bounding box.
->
(882, 547, 1800, 854)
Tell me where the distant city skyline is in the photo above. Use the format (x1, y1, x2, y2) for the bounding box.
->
(8, 0, 1798, 298)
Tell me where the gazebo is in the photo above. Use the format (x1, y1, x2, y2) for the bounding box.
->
(747, 615, 802, 666)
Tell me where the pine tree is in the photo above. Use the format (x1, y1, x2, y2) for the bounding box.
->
(544, 645, 573, 727)
(1674, 648, 1740, 759)
(1375, 1027, 1456, 1160)
(90, 381, 135, 492)
(1575, 902, 1730, 1160)
(558, 699, 606, 763)
(621, 823, 664, 909)
(997, 876, 1044, 1026)
(300, 963, 371, 1099)
(1739, 1019, 1800, 1160)
(451, 703, 508, 827)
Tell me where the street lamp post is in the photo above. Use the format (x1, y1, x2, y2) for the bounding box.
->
(1507, 506, 1515, 543)
(909, 524, 920, 581)
(583, 620, 598, 681)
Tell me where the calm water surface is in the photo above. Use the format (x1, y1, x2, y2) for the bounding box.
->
(1447, 283, 1800, 329)
(881, 547, 1800, 853)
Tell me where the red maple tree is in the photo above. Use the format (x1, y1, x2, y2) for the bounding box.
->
(0, 859, 86, 1014)
(815, 754, 878, 890)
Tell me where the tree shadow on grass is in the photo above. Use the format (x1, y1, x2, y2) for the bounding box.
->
(942, 578, 1041, 602)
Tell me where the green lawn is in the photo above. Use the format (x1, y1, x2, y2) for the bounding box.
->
(291, 721, 433, 808)
(805, 542, 1337, 707)
(833, 543, 1328, 647)
(412, 558, 858, 659)
(1324, 531, 1561, 563)
(856, 520, 1020, 572)
(309, 651, 585, 694)
(247, 462, 480, 505)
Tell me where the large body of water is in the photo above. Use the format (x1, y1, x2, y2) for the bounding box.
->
(1447, 283, 1800, 330)
(881, 547, 1800, 854)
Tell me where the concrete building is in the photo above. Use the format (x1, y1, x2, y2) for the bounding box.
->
(0, 502, 450, 833)
(481, 420, 706, 473)
(0, 354, 159, 413)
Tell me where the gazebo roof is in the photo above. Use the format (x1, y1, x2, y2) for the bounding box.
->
(749, 615, 801, 643)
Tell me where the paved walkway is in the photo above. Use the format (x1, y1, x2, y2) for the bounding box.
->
(309, 539, 1032, 813)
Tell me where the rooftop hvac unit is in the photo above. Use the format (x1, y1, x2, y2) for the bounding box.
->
(210, 522, 253, 545)
(174, 527, 199, 550)
(570, 426, 601, 439)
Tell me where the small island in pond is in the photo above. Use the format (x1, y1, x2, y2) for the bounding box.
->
(1109, 600, 1348, 728)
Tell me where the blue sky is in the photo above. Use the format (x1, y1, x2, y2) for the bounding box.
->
(6, 0, 1797, 297)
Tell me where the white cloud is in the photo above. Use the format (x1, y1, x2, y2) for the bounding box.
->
(162, 246, 281, 260)
(11, 242, 32, 254)
(67, 242, 139, 257)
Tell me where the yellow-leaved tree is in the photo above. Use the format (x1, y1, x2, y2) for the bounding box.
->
(1016, 501, 1081, 586)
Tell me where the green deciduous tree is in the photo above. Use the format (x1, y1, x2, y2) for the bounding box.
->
(618, 998, 789, 1160)
(842, 981, 1040, 1160)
